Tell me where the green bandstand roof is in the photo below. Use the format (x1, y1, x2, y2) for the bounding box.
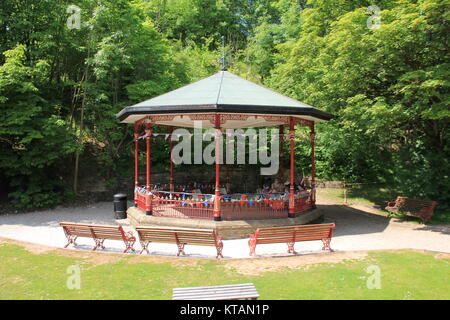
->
(116, 71, 333, 127)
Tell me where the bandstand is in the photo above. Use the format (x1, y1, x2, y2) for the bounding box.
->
(116, 70, 333, 227)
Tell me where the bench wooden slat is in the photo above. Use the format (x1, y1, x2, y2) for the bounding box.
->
(136, 226, 223, 259)
(174, 289, 259, 298)
(173, 283, 255, 291)
(385, 196, 436, 223)
(60, 222, 136, 253)
(173, 293, 259, 300)
(173, 283, 259, 300)
(249, 223, 335, 256)
(174, 288, 259, 296)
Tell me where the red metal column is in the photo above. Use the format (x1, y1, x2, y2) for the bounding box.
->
(134, 123, 140, 207)
(169, 127, 174, 192)
(288, 117, 295, 218)
(310, 122, 316, 206)
(279, 125, 285, 179)
(145, 122, 152, 215)
(213, 114, 222, 221)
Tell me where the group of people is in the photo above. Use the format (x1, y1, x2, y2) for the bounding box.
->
(259, 174, 311, 195)
(152, 173, 311, 196)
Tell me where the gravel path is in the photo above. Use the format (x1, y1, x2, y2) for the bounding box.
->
(0, 197, 449, 259)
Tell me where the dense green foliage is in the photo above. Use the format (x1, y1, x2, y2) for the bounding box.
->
(0, 0, 448, 213)
(266, 0, 449, 212)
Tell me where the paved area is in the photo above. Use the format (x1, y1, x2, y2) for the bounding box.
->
(0, 198, 449, 259)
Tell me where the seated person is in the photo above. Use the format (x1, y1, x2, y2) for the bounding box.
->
(300, 176, 311, 189)
(219, 186, 227, 194)
(270, 178, 285, 193)
(261, 183, 271, 193)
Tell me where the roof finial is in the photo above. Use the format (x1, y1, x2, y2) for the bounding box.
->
(220, 35, 227, 71)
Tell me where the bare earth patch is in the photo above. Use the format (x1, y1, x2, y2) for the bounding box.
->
(223, 251, 369, 276)
(435, 253, 450, 260)
(0, 238, 55, 255)
(405, 249, 450, 260)
(0, 237, 200, 268)
(0, 237, 123, 268)
(126, 254, 201, 268)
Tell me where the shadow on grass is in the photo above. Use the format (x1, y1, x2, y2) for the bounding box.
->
(345, 184, 399, 210)
(415, 224, 450, 235)
(317, 204, 390, 237)
(343, 185, 450, 227)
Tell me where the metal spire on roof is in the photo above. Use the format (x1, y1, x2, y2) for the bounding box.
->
(220, 35, 227, 71)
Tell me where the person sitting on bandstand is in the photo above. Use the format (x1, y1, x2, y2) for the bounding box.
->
(270, 178, 285, 193)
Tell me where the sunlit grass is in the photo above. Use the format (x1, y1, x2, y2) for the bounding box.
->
(0, 244, 449, 300)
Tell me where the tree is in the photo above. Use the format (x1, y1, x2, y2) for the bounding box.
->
(0, 45, 78, 209)
(268, 0, 450, 210)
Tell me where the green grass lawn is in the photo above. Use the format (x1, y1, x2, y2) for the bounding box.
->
(1, 243, 449, 300)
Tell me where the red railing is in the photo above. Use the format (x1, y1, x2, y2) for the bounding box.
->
(152, 198, 214, 220)
(135, 187, 152, 213)
(134, 189, 315, 220)
(294, 190, 315, 214)
(150, 191, 214, 220)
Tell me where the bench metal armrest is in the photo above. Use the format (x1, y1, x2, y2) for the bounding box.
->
(125, 231, 135, 241)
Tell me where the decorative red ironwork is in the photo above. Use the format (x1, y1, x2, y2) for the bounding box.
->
(122, 231, 137, 253)
(136, 189, 315, 220)
(220, 199, 288, 220)
(145, 123, 152, 193)
(310, 122, 316, 205)
(294, 118, 313, 127)
(141, 113, 216, 125)
(139, 240, 150, 255)
(152, 199, 214, 219)
(220, 114, 253, 123)
(92, 237, 106, 251)
(135, 113, 312, 130)
(248, 233, 257, 256)
(176, 243, 186, 256)
(287, 242, 297, 255)
(186, 113, 215, 124)
(135, 187, 153, 213)
(215, 237, 224, 259)
(289, 116, 295, 217)
(169, 127, 174, 192)
(321, 238, 334, 252)
(214, 114, 222, 221)
(63, 231, 78, 248)
(293, 194, 314, 215)
(149, 191, 215, 219)
(60, 223, 136, 253)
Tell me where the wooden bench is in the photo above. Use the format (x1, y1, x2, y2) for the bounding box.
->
(173, 283, 259, 300)
(135, 226, 224, 259)
(248, 223, 336, 256)
(60, 222, 136, 253)
(385, 196, 437, 224)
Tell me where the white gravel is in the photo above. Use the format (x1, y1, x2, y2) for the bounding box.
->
(0, 200, 449, 259)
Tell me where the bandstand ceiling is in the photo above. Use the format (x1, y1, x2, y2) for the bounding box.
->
(116, 71, 334, 128)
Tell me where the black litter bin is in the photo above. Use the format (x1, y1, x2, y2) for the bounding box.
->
(114, 193, 127, 219)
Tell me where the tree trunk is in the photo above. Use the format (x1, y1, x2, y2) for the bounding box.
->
(73, 47, 91, 194)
